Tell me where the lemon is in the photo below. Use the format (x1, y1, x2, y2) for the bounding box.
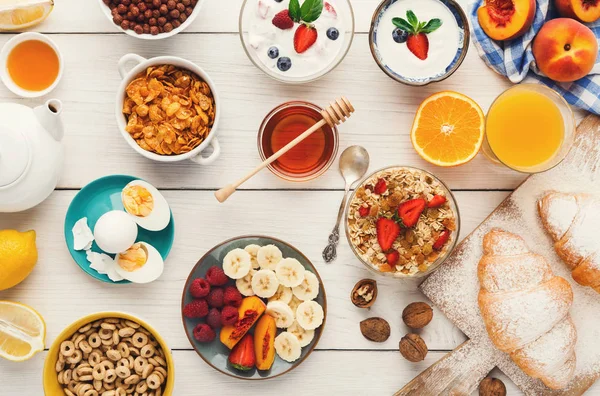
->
(0, 0, 54, 30)
(0, 229, 38, 291)
(0, 301, 45, 361)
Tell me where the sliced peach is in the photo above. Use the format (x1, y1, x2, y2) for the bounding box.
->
(254, 315, 276, 371)
(477, 0, 536, 41)
(220, 296, 266, 349)
(556, 0, 600, 22)
(532, 18, 598, 82)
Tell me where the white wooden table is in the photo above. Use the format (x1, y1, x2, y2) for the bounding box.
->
(0, 0, 595, 394)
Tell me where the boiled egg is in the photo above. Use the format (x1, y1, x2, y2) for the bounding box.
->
(112, 242, 164, 284)
(93, 210, 138, 254)
(121, 180, 171, 232)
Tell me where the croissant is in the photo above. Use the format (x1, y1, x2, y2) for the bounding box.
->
(538, 191, 600, 293)
(478, 229, 577, 390)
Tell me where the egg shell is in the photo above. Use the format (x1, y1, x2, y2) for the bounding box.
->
(93, 210, 138, 254)
(121, 180, 171, 232)
(113, 242, 164, 284)
(72, 217, 94, 251)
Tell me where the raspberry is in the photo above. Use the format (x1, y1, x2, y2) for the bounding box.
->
(193, 323, 215, 343)
(205, 266, 228, 286)
(206, 308, 222, 329)
(183, 299, 208, 318)
(223, 286, 242, 307)
(272, 9, 293, 30)
(221, 305, 238, 326)
(207, 287, 224, 308)
(190, 278, 210, 298)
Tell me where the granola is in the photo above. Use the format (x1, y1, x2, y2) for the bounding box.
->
(346, 167, 457, 277)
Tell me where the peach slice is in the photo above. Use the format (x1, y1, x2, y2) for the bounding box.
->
(532, 18, 598, 82)
(220, 296, 266, 349)
(477, 0, 536, 41)
(254, 315, 276, 370)
(556, 0, 600, 23)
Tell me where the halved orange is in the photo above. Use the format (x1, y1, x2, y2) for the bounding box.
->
(411, 91, 485, 167)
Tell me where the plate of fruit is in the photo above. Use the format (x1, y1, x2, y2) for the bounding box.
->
(181, 235, 327, 379)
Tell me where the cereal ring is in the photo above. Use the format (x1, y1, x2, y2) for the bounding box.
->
(76, 383, 93, 395)
(135, 381, 148, 393)
(112, 330, 120, 345)
(79, 374, 94, 382)
(77, 366, 93, 376)
(146, 373, 161, 390)
(152, 370, 165, 384)
(106, 349, 121, 362)
(127, 356, 135, 369)
(100, 360, 115, 371)
(57, 370, 65, 385)
(103, 381, 115, 391)
(80, 341, 93, 354)
(66, 350, 83, 364)
(64, 389, 76, 396)
(116, 358, 129, 368)
(116, 343, 129, 358)
(141, 364, 154, 379)
(55, 359, 65, 372)
(131, 332, 148, 348)
(99, 328, 112, 340)
(72, 369, 80, 382)
(140, 345, 155, 358)
(101, 391, 115, 396)
(128, 347, 140, 356)
(115, 388, 126, 396)
(89, 352, 102, 366)
(156, 386, 162, 396)
(63, 369, 72, 383)
(93, 379, 103, 391)
(89, 333, 101, 348)
(133, 357, 147, 374)
(73, 334, 86, 347)
(78, 323, 92, 333)
(60, 341, 76, 357)
(153, 366, 167, 379)
(104, 369, 117, 383)
(118, 327, 135, 338)
(124, 374, 141, 385)
(92, 320, 103, 328)
(101, 323, 116, 331)
(123, 320, 140, 329)
(150, 355, 166, 367)
(105, 318, 120, 324)
(115, 366, 131, 379)
(101, 339, 114, 346)
(92, 364, 106, 381)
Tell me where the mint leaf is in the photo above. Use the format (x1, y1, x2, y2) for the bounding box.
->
(406, 10, 418, 29)
(289, 0, 301, 22)
(392, 17, 414, 33)
(300, 0, 323, 23)
(422, 18, 442, 33)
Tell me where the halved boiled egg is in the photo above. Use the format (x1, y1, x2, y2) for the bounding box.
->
(112, 242, 164, 284)
(121, 180, 171, 232)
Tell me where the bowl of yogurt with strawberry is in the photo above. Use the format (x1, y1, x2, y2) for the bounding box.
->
(240, 0, 354, 84)
(369, 0, 469, 86)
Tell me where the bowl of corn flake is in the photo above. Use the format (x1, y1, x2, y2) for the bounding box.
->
(115, 53, 221, 165)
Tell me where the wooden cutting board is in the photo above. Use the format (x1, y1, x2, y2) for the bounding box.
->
(396, 115, 600, 396)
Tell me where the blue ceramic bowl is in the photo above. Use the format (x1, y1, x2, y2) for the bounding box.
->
(64, 175, 175, 284)
(369, 0, 469, 86)
(181, 236, 327, 380)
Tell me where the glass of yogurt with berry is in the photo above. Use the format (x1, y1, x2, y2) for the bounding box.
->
(369, 0, 469, 86)
(239, 0, 354, 83)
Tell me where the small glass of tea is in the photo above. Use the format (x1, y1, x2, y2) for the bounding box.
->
(257, 101, 339, 182)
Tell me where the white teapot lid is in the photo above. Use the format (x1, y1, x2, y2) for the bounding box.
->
(0, 126, 30, 188)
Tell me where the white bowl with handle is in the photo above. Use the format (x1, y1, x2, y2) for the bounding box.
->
(115, 53, 221, 165)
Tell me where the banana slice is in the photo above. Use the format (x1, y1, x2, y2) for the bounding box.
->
(288, 295, 302, 313)
(251, 269, 279, 298)
(235, 269, 256, 297)
(287, 321, 315, 347)
(257, 245, 282, 270)
(274, 332, 302, 363)
(295, 301, 324, 331)
(244, 244, 261, 269)
(292, 271, 320, 301)
(275, 258, 306, 288)
(269, 285, 293, 304)
(266, 301, 295, 328)
(222, 248, 252, 279)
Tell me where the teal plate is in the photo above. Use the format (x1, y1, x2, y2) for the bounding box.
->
(64, 175, 175, 284)
(181, 236, 327, 380)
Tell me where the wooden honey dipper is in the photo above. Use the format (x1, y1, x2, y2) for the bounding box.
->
(215, 97, 355, 203)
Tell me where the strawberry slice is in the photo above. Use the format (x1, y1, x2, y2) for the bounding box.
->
(433, 230, 450, 250)
(294, 24, 318, 53)
(397, 198, 426, 228)
(272, 10, 294, 30)
(374, 178, 387, 195)
(376, 218, 400, 252)
(427, 195, 446, 208)
(386, 250, 400, 266)
(407, 33, 429, 60)
(358, 206, 370, 218)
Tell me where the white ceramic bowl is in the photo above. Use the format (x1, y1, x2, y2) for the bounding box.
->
(116, 53, 221, 164)
(0, 32, 63, 98)
(97, 0, 203, 40)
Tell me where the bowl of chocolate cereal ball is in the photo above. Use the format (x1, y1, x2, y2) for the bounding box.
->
(98, 0, 202, 39)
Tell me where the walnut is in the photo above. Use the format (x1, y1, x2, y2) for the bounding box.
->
(399, 333, 427, 362)
(351, 279, 377, 308)
(479, 377, 506, 396)
(402, 302, 433, 329)
(359, 318, 390, 342)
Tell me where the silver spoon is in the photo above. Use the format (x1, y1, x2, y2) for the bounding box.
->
(322, 145, 370, 263)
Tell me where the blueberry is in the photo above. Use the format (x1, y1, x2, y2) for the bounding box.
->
(267, 46, 279, 59)
(392, 28, 408, 43)
(326, 27, 339, 40)
(274, 0, 283, 2)
(277, 57, 292, 72)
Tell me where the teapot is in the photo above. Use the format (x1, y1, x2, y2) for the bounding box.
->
(0, 99, 64, 212)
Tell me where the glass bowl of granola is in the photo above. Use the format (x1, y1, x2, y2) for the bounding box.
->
(345, 166, 460, 278)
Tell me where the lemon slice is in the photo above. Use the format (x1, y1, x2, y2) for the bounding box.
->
(0, 0, 54, 30)
(0, 301, 45, 361)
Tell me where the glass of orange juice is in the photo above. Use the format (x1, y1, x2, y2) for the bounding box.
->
(482, 84, 575, 173)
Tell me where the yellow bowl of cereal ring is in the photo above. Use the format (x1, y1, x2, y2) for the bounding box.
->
(345, 166, 460, 279)
(43, 312, 174, 396)
(116, 53, 221, 165)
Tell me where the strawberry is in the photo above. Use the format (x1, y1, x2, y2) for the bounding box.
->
(358, 206, 370, 218)
(433, 230, 450, 250)
(228, 334, 255, 371)
(397, 198, 426, 228)
(272, 10, 294, 30)
(428, 195, 446, 208)
(407, 33, 429, 60)
(374, 178, 387, 195)
(324, 2, 337, 17)
(392, 10, 442, 60)
(376, 218, 400, 252)
(386, 250, 400, 266)
(294, 24, 318, 53)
